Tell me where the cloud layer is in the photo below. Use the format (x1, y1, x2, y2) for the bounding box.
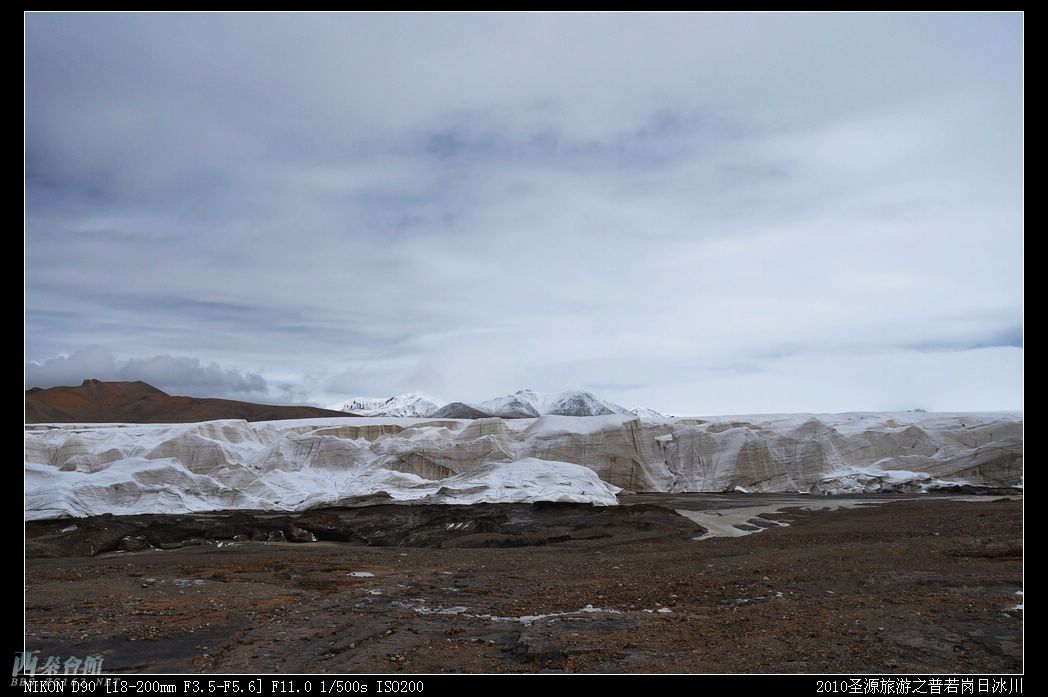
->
(25, 13, 1023, 412)
(26, 347, 270, 401)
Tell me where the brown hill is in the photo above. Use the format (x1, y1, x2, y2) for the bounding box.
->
(25, 379, 353, 424)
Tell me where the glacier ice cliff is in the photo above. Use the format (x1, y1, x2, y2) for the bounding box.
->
(24, 411, 1021, 519)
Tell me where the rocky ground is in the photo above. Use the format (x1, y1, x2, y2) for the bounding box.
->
(24, 495, 1023, 673)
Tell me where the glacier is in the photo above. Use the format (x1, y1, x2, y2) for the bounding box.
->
(24, 411, 1021, 519)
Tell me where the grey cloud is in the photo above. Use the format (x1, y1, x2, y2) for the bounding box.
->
(118, 355, 267, 395)
(909, 326, 1024, 353)
(25, 13, 1022, 413)
(26, 347, 269, 400)
(26, 346, 118, 388)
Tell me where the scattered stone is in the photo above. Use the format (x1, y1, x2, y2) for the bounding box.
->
(287, 526, 317, 543)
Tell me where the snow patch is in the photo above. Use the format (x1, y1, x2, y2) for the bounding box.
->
(810, 465, 967, 495)
(402, 603, 626, 625)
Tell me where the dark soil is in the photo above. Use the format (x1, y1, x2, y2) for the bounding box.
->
(26, 502, 702, 558)
(24, 497, 1023, 673)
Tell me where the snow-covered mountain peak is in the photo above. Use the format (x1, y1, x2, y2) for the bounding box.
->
(480, 389, 652, 418)
(328, 393, 446, 418)
(330, 388, 664, 419)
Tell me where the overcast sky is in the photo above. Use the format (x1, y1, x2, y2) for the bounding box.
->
(25, 12, 1022, 414)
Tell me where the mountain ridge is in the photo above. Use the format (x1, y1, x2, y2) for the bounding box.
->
(25, 379, 351, 424)
(331, 388, 665, 419)
(326, 393, 445, 418)
(25, 381, 667, 423)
